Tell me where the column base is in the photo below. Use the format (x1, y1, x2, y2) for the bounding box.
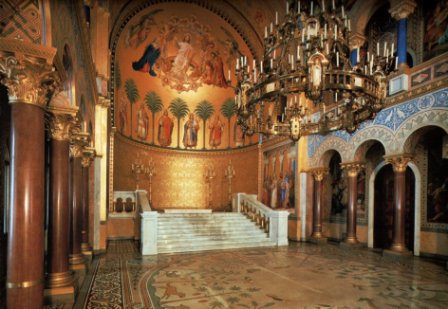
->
(44, 284, 75, 307)
(69, 253, 85, 266)
(309, 236, 328, 245)
(81, 242, 92, 252)
(46, 271, 74, 288)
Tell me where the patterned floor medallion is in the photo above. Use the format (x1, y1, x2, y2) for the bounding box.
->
(83, 240, 448, 308)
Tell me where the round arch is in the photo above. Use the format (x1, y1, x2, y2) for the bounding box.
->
(396, 110, 448, 154)
(309, 136, 350, 167)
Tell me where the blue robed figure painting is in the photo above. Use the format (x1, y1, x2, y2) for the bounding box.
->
(132, 43, 161, 77)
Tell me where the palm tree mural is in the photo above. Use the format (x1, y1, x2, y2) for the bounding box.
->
(220, 98, 236, 148)
(194, 100, 215, 150)
(169, 98, 189, 148)
(125, 78, 139, 138)
(144, 91, 163, 144)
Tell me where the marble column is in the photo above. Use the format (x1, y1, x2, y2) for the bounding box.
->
(0, 49, 58, 308)
(310, 168, 328, 240)
(69, 133, 89, 266)
(46, 107, 77, 288)
(385, 155, 412, 253)
(389, 0, 416, 69)
(81, 148, 95, 253)
(340, 162, 364, 244)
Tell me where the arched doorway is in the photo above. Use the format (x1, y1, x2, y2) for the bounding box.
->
(373, 165, 415, 251)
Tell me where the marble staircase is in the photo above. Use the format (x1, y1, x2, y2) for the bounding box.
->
(156, 212, 276, 254)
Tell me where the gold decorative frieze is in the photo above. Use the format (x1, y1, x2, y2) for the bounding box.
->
(340, 161, 365, 178)
(384, 154, 413, 173)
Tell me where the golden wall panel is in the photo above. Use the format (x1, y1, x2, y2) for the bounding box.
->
(114, 134, 258, 210)
(420, 231, 448, 256)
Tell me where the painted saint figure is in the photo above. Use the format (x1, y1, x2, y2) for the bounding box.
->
(209, 115, 224, 148)
(234, 122, 245, 147)
(136, 104, 149, 140)
(171, 34, 194, 81)
(183, 113, 199, 148)
(158, 109, 174, 147)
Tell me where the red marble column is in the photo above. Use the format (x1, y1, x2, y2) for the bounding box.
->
(69, 139, 85, 266)
(310, 168, 328, 239)
(46, 110, 76, 288)
(1, 52, 57, 308)
(386, 155, 412, 253)
(341, 162, 364, 244)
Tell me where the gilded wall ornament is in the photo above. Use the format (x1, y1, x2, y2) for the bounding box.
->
(0, 52, 59, 108)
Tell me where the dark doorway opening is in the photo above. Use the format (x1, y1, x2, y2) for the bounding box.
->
(374, 165, 415, 252)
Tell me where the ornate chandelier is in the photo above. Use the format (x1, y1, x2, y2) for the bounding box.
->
(234, 0, 395, 142)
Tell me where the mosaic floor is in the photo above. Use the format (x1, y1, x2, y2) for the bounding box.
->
(80, 240, 448, 308)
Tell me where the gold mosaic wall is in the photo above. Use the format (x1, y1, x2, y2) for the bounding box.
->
(114, 134, 258, 210)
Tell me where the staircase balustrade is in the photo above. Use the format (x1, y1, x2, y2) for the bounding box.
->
(233, 193, 289, 246)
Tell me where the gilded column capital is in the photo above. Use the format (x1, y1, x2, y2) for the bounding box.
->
(389, 0, 417, 20)
(70, 130, 90, 158)
(97, 96, 111, 109)
(81, 147, 96, 168)
(47, 105, 78, 141)
(309, 167, 329, 181)
(349, 33, 366, 50)
(0, 39, 59, 109)
(384, 154, 412, 173)
(340, 161, 365, 178)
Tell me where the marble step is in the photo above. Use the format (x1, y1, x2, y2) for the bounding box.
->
(160, 212, 242, 217)
(158, 231, 268, 241)
(158, 226, 265, 235)
(157, 225, 264, 234)
(158, 217, 253, 222)
(157, 239, 275, 254)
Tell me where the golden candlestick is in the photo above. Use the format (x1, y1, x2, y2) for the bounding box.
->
(204, 164, 216, 208)
(224, 160, 236, 208)
(145, 158, 156, 205)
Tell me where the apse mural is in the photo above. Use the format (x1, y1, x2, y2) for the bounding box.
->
(114, 2, 256, 150)
(262, 145, 296, 210)
(424, 0, 448, 60)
